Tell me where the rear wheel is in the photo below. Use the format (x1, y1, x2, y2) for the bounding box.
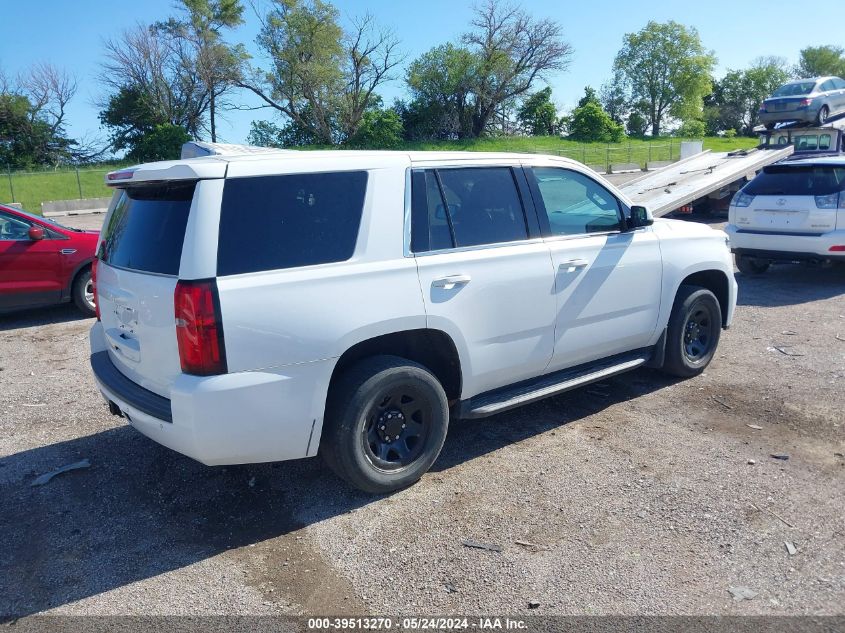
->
(736, 254, 770, 275)
(817, 105, 830, 125)
(661, 285, 722, 378)
(72, 268, 96, 317)
(321, 355, 449, 494)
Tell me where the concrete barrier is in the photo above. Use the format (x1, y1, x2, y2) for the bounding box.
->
(610, 163, 641, 174)
(42, 197, 112, 217)
(1, 202, 24, 209)
(587, 164, 607, 174)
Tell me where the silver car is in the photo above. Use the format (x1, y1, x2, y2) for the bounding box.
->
(759, 76, 845, 129)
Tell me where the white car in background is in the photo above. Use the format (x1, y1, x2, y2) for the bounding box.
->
(726, 158, 845, 273)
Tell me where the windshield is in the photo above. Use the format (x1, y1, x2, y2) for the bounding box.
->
(7, 207, 77, 231)
(771, 82, 817, 97)
(746, 165, 845, 196)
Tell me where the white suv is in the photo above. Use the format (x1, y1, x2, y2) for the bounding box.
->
(726, 157, 845, 273)
(90, 151, 737, 493)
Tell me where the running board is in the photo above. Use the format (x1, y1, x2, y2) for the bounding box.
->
(458, 349, 651, 419)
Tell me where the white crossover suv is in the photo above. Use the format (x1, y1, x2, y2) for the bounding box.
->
(726, 157, 845, 273)
(90, 151, 737, 493)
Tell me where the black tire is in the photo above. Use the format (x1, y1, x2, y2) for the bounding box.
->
(71, 267, 96, 317)
(661, 285, 722, 378)
(735, 254, 770, 275)
(321, 355, 449, 494)
(817, 105, 830, 125)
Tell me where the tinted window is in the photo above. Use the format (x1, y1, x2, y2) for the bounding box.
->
(99, 182, 195, 275)
(821, 80, 836, 92)
(833, 78, 845, 89)
(772, 82, 815, 97)
(0, 210, 31, 241)
(531, 167, 622, 236)
(434, 168, 528, 247)
(217, 171, 367, 276)
(411, 171, 455, 252)
(746, 166, 845, 196)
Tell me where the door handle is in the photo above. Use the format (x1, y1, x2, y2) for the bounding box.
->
(559, 258, 589, 271)
(432, 274, 471, 290)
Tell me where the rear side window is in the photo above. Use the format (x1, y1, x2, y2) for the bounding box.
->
(746, 166, 845, 196)
(217, 171, 367, 276)
(99, 182, 196, 275)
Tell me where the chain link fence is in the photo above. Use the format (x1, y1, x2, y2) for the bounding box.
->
(1, 165, 127, 214)
(526, 140, 684, 173)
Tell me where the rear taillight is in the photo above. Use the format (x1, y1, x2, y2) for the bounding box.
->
(799, 98, 813, 107)
(815, 193, 839, 209)
(829, 245, 845, 252)
(733, 191, 755, 208)
(91, 258, 100, 321)
(174, 279, 227, 376)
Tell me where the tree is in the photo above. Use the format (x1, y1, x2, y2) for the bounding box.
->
(613, 21, 715, 137)
(238, 0, 402, 145)
(347, 108, 403, 148)
(577, 86, 599, 108)
(568, 100, 624, 142)
(155, 0, 246, 142)
(404, 1, 571, 139)
(462, 0, 572, 137)
(0, 64, 90, 167)
(517, 87, 557, 136)
(405, 44, 478, 140)
(626, 109, 648, 137)
(708, 58, 790, 134)
(796, 45, 845, 78)
(600, 74, 629, 125)
(100, 24, 211, 140)
(131, 123, 191, 162)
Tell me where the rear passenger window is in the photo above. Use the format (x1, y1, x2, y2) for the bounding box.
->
(217, 171, 367, 276)
(411, 167, 528, 251)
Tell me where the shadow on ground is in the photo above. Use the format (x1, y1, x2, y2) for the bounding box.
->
(0, 368, 674, 619)
(736, 263, 844, 307)
(0, 304, 92, 331)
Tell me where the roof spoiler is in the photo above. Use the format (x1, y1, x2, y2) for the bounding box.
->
(180, 141, 297, 159)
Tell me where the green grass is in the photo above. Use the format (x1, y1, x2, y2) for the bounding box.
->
(0, 164, 126, 215)
(1, 136, 759, 215)
(397, 135, 759, 168)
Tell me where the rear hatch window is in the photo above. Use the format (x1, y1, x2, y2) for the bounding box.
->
(99, 181, 196, 275)
(217, 171, 368, 276)
(745, 165, 845, 196)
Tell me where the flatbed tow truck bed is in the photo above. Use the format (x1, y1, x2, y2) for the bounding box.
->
(617, 145, 795, 217)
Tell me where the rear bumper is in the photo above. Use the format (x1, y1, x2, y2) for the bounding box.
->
(725, 225, 845, 261)
(758, 109, 817, 125)
(89, 324, 332, 466)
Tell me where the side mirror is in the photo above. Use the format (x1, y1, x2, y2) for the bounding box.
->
(627, 205, 653, 230)
(28, 226, 45, 241)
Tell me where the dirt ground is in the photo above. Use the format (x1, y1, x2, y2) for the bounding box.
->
(1, 214, 843, 619)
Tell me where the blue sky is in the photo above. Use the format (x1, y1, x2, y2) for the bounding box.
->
(2, 0, 844, 148)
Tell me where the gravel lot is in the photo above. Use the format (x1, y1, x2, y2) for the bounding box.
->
(1, 213, 843, 619)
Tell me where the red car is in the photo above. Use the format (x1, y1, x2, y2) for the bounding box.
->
(0, 204, 99, 317)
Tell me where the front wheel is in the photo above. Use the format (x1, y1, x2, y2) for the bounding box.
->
(72, 268, 96, 317)
(736, 254, 770, 275)
(817, 105, 830, 125)
(661, 286, 722, 378)
(321, 355, 449, 494)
